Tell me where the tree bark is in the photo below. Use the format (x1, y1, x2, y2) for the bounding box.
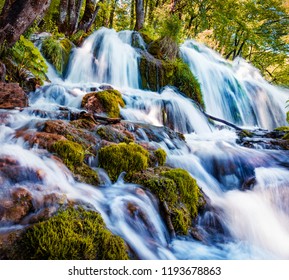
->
(109, 0, 117, 28)
(0, 0, 52, 47)
(134, 0, 144, 31)
(80, 0, 103, 32)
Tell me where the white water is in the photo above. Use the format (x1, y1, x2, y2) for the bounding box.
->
(181, 40, 288, 130)
(1, 28, 289, 259)
(65, 28, 140, 88)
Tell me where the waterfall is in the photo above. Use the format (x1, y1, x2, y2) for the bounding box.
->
(181, 40, 288, 130)
(1, 28, 289, 260)
(65, 28, 140, 88)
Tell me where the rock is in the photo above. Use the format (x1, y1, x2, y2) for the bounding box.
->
(0, 82, 28, 109)
(0, 187, 33, 223)
(81, 89, 125, 118)
(242, 177, 256, 190)
(0, 156, 44, 185)
(16, 130, 66, 150)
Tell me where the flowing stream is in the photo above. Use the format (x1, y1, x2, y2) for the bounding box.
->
(1, 28, 289, 259)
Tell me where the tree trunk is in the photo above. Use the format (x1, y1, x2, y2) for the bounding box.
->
(130, 0, 135, 30)
(109, 0, 117, 29)
(59, 0, 84, 35)
(80, 0, 103, 32)
(0, 0, 52, 47)
(134, 0, 144, 31)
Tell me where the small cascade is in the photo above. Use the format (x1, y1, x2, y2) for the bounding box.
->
(181, 40, 289, 129)
(120, 87, 213, 134)
(65, 28, 140, 88)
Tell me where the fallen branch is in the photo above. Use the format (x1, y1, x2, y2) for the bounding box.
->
(203, 112, 243, 131)
(93, 114, 121, 124)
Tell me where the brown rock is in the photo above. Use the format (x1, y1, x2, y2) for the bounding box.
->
(82, 92, 105, 115)
(0, 82, 28, 109)
(16, 130, 66, 150)
(0, 187, 33, 223)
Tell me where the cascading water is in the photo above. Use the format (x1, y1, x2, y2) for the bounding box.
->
(180, 40, 288, 130)
(65, 28, 140, 88)
(1, 28, 289, 260)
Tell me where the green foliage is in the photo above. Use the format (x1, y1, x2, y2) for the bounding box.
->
(15, 207, 129, 260)
(159, 15, 183, 43)
(41, 36, 73, 75)
(8, 35, 48, 83)
(98, 142, 149, 182)
(41, 0, 61, 33)
(153, 148, 167, 166)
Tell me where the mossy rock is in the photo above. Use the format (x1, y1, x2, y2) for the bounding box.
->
(98, 142, 149, 182)
(42, 120, 97, 152)
(41, 36, 73, 75)
(283, 133, 289, 140)
(13, 207, 129, 260)
(162, 168, 200, 218)
(82, 89, 125, 118)
(52, 140, 84, 170)
(51, 139, 99, 186)
(69, 30, 89, 46)
(131, 167, 204, 235)
(274, 126, 289, 132)
(96, 125, 133, 143)
(139, 55, 203, 108)
(152, 148, 167, 166)
(148, 36, 179, 61)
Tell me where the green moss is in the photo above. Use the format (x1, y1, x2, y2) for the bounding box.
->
(98, 143, 149, 182)
(282, 133, 289, 140)
(82, 89, 125, 118)
(15, 207, 129, 260)
(74, 164, 99, 186)
(70, 30, 89, 46)
(162, 169, 200, 218)
(148, 36, 179, 61)
(52, 140, 84, 171)
(171, 207, 191, 235)
(51, 139, 99, 185)
(153, 148, 167, 166)
(131, 167, 204, 235)
(41, 36, 73, 75)
(274, 126, 289, 132)
(139, 56, 203, 108)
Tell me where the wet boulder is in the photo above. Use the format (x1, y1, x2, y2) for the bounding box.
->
(81, 89, 125, 118)
(0, 82, 28, 109)
(0, 187, 33, 223)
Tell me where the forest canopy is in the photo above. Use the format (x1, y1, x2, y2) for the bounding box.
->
(0, 0, 289, 86)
